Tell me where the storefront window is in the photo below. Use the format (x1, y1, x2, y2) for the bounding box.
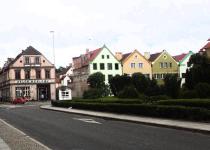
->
(15, 87, 30, 97)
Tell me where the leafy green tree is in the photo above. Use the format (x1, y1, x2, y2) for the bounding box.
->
(164, 74, 181, 98)
(87, 72, 105, 89)
(145, 78, 161, 96)
(109, 74, 132, 96)
(185, 53, 210, 89)
(131, 73, 150, 94)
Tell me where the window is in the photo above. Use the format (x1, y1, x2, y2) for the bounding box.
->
(107, 55, 109, 59)
(164, 62, 168, 68)
(144, 74, 150, 78)
(35, 57, 40, 64)
(36, 70, 41, 79)
(160, 62, 164, 68)
(115, 63, 119, 70)
(25, 70, 30, 79)
(15, 87, 30, 97)
(100, 63, 105, 70)
(182, 73, 186, 78)
(107, 63, 112, 70)
(157, 74, 161, 79)
(15, 70, 21, 79)
(138, 63, 143, 68)
(108, 74, 113, 81)
(169, 62, 172, 68)
(93, 63, 97, 70)
(61, 91, 69, 98)
(102, 55, 104, 59)
(131, 63, 135, 68)
(45, 70, 50, 79)
(25, 57, 30, 64)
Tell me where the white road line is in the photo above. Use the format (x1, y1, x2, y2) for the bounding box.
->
(73, 118, 102, 124)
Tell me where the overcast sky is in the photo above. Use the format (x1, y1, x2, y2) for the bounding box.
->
(0, 0, 210, 67)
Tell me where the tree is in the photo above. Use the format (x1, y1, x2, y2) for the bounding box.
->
(56, 66, 66, 74)
(185, 53, 210, 89)
(131, 73, 150, 94)
(109, 74, 132, 96)
(145, 78, 161, 96)
(87, 72, 105, 89)
(164, 74, 181, 98)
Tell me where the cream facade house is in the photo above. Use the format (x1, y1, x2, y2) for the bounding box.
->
(115, 50, 152, 78)
(0, 46, 56, 101)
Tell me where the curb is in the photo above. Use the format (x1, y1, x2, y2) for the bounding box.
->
(40, 105, 210, 135)
(0, 119, 51, 150)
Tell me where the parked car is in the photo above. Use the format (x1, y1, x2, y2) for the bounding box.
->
(12, 97, 26, 104)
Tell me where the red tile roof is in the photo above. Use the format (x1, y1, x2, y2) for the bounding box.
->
(173, 53, 187, 62)
(201, 42, 210, 50)
(88, 48, 101, 62)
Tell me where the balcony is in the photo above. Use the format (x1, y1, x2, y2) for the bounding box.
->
(24, 63, 41, 67)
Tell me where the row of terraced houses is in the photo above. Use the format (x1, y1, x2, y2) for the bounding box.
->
(71, 44, 195, 97)
(1, 39, 210, 100)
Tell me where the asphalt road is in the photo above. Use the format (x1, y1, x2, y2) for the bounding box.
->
(0, 103, 210, 150)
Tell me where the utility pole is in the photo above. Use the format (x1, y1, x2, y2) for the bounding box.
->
(50, 31, 55, 65)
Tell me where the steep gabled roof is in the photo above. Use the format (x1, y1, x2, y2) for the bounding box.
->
(22, 46, 42, 55)
(88, 48, 101, 62)
(200, 42, 210, 50)
(149, 52, 161, 62)
(173, 53, 187, 62)
(121, 52, 131, 62)
(0, 46, 45, 73)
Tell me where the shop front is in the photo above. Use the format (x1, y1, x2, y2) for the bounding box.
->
(12, 79, 56, 101)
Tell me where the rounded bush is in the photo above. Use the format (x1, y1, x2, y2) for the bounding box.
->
(195, 83, 210, 98)
(83, 89, 102, 99)
(118, 86, 139, 99)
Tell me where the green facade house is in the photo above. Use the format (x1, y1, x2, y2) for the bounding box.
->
(173, 51, 194, 86)
(149, 50, 178, 84)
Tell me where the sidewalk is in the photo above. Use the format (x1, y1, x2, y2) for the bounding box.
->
(41, 105, 210, 134)
(0, 137, 10, 150)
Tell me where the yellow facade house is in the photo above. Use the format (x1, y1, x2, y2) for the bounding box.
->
(115, 50, 152, 78)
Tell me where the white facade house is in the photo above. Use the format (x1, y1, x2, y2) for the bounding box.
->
(174, 51, 194, 86)
(57, 66, 72, 100)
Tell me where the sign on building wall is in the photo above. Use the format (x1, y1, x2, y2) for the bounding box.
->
(16, 79, 54, 84)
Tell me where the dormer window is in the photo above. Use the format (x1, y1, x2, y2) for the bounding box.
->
(25, 57, 30, 64)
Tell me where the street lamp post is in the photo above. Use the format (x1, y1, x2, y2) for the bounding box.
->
(50, 31, 55, 65)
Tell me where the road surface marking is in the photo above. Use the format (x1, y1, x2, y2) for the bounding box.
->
(73, 118, 102, 124)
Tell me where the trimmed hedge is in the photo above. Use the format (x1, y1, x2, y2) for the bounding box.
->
(156, 99, 210, 110)
(51, 100, 210, 121)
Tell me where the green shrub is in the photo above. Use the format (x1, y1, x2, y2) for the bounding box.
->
(118, 86, 139, 99)
(195, 83, 210, 98)
(51, 101, 210, 121)
(83, 89, 102, 99)
(156, 99, 210, 109)
(144, 95, 170, 103)
(179, 90, 198, 99)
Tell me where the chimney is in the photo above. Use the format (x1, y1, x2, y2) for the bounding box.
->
(86, 48, 89, 54)
(144, 52, 150, 60)
(115, 52, 123, 61)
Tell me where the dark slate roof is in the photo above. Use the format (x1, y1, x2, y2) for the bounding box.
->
(0, 46, 42, 73)
(22, 46, 42, 55)
(149, 52, 161, 62)
(121, 53, 131, 62)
